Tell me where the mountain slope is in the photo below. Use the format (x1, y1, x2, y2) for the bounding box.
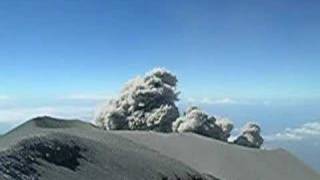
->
(0, 116, 216, 180)
(116, 131, 320, 180)
(1, 116, 318, 180)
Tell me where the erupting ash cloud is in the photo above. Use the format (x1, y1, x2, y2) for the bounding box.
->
(233, 123, 264, 148)
(95, 68, 179, 132)
(95, 68, 264, 148)
(172, 106, 233, 142)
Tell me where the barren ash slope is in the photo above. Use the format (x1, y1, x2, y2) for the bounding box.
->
(0, 117, 216, 180)
(117, 131, 320, 180)
(0, 117, 318, 180)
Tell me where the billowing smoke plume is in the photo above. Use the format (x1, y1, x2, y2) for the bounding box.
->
(215, 117, 234, 141)
(95, 68, 264, 148)
(172, 106, 233, 142)
(233, 123, 264, 148)
(95, 68, 179, 132)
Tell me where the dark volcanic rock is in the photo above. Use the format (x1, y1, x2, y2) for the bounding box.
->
(0, 136, 86, 180)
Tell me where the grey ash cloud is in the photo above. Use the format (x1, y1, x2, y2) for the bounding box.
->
(234, 123, 264, 148)
(95, 68, 264, 148)
(172, 106, 233, 142)
(95, 68, 179, 132)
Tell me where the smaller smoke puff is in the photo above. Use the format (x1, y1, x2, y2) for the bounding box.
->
(233, 123, 264, 148)
(172, 106, 233, 142)
(215, 117, 234, 141)
(95, 68, 179, 132)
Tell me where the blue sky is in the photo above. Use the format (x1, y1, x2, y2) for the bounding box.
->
(0, 0, 320, 171)
(1, 0, 320, 99)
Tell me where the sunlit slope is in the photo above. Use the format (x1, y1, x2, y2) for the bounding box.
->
(116, 131, 320, 180)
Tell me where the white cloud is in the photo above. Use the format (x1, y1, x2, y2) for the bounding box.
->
(210, 98, 237, 104)
(185, 97, 238, 105)
(0, 105, 95, 124)
(0, 95, 10, 100)
(265, 121, 320, 141)
(0, 94, 111, 133)
(61, 94, 110, 101)
(182, 97, 276, 106)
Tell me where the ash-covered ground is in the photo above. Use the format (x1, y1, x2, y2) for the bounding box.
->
(0, 116, 319, 180)
(0, 117, 217, 180)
